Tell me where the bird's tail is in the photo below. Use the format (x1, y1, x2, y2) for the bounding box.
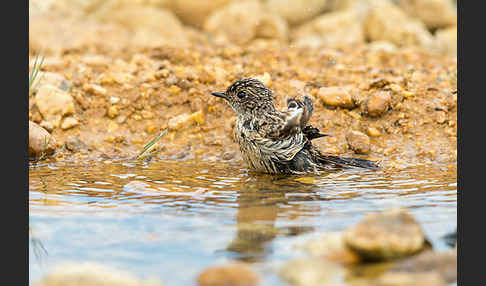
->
(318, 154, 380, 170)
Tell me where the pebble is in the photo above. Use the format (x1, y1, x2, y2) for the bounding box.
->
(61, 117, 79, 130)
(343, 208, 427, 261)
(34, 84, 75, 128)
(317, 86, 355, 109)
(33, 261, 165, 286)
(168, 111, 205, 130)
(375, 272, 446, 286)
(346, 130, 371, 154)
(364, 91, 391, 117)
(279, 258, 345, 286)
(197, 263, 260, 286)
(388, 249, 457, 284)
(366, 126, 382, 137)
(29, 120, 57, 159)
(107, 106, 119, 119)
(82, 83, 107, 96)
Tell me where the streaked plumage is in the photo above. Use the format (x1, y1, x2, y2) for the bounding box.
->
(211, 78, 379, 174)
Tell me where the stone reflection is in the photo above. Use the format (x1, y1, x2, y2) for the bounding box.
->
(226, 174, 318, 262)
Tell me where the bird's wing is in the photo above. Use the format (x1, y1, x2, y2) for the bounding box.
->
(285, 96, 329, 141)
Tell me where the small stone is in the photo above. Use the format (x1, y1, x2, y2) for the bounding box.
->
(168, 85, 181, 95)
(266, 0, 329, 26)
(82, 83, 107, 96)
(141, 110, 154, 119)
(64, 136, 87, 152)
(364, 0, 435, 49)
(109, 96, 120, 104)
(376, 272, 446, 286)
(398, 0, 457, 30)
(435, 111, 447, 124)
(344, 208, 426, 261)
(291, 9, 365, 48)
(39, 121, 54, 133)
(279, 258, 345, 286)
(33, 261, 165, 286)
(366, 126, 382, 137)
(318, 86, 355, 109)
(204, 0, 288, 45)
(364, 91, 391, 117)
(29, 121, 57, 159)
(107, 106, 119, 119)
(388, 249, 457, 284)
(61, 117, 79, 130)
(168, 111, 205, 130)
(35, 84, 75, 128)
(198, 263, 260, 286)
(297, 232, 361, 264)
(346, 131, 371, 154)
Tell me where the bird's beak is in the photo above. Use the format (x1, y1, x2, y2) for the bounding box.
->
(211, 92, 227, 100)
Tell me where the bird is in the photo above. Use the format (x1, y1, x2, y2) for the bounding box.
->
(211, 78, 379, 174)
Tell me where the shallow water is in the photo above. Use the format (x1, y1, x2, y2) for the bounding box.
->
(29, 159, 457, 285)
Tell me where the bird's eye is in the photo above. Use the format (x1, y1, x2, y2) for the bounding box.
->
(237, 91, 246, 99)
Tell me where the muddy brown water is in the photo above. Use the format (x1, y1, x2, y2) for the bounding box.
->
(29, 159, 457, 285)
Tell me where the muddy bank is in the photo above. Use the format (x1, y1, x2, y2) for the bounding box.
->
(28, 0, 457, 169)
(29, 43, 456, 169)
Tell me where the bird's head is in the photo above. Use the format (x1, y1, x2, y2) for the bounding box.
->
(211, 78, 275, 117)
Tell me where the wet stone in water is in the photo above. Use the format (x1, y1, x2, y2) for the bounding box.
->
(343, 208, 426, 261)
(197, 263, 260, 286)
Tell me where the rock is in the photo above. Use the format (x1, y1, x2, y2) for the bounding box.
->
(168, 110, 205, 130)
(171, 0, 232, 28)
(364, 0, 435, 49)
(34, 84, 75, 128)
(107, 106, 119, 119)
(291, 9, 365, 48)
(364, 91, 391, 117)
(64, 136, 87, 152)
(39, 121, 55, 133)
(33, 261, 165, 286)
(94, 4, 188, 47)
(375, 272, 446, 286)
(265, 0, 329, 26)
(197, 263, 260, 286)
(204, 0, 288, 45)
(366, 126, 381, 137)
(367, 41, 398, 53)
(82, 83, 107, 96)
(343, 208, 426, 261)
(397, 0, 457, 30)
(435, 26, 457, 57)
(387, 249, 457, 284)
(61, 117, 79, 130)
(346, 131, 371, 154)
(279, 258, 345, 286)
(317, 86, 355, 109)
(29, 121, 57, 159)
(30, 72, 70, 95)
(297, 232, 361, 264)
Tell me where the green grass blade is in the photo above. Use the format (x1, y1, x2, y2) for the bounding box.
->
(136, 128, 168, 160)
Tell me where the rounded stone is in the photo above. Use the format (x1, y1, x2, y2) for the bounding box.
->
(346, 130, 371, 154)
(318, 86, 355, 109)
(29, 120, 57, 159)
(364, 91, 391, 117)
(197, 263, 260, 286)
(343, 208, 426, 261)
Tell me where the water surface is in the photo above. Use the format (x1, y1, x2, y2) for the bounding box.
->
(29, 159, 457, 285)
